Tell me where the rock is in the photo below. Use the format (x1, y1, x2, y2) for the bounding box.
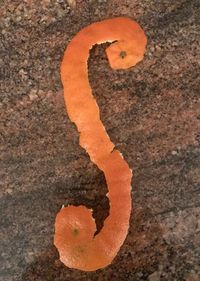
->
(29, 89, 38, 101)
(149, 271, 160, 281)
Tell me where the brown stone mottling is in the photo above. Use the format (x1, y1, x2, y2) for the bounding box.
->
(128, 90, 199, 159)
(1, 0, 200, 280)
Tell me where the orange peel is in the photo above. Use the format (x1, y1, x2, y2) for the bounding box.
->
(54, 17, 147, 271)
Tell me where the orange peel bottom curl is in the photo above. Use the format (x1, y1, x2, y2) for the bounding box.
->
(54, 17, 147, 271)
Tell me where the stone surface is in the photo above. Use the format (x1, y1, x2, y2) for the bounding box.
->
(1, 0, 200, 280)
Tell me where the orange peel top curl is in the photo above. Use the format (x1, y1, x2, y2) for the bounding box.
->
(54, 17, 147, 271)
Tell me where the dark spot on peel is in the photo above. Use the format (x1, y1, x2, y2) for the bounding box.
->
(119, 51, 127, 59)
(72, 228, 79, 236)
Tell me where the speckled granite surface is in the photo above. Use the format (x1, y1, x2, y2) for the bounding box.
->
(1, 0, 200, 280)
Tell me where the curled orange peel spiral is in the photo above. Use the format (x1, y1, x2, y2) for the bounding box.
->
(54, 17, 147, 271)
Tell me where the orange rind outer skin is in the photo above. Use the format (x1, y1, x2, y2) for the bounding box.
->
(54, 17, 147, 271)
